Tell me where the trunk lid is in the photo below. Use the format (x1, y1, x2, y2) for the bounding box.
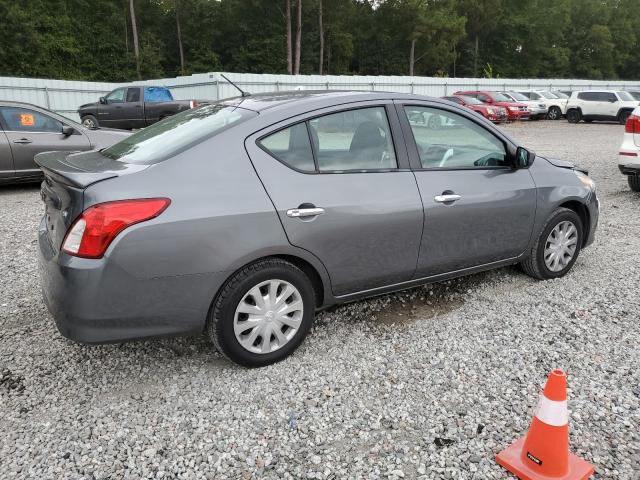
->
(36, 150, 147, 250)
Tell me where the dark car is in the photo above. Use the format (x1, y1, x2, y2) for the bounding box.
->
(453, 90, 530, 121)
(78, 85, 205, 130)
(37, 91, 599, 367)
(0, 101, 130, 184)
(442, 95, 508, 123)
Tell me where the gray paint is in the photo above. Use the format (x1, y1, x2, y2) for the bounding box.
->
(36, 91, 599, 344)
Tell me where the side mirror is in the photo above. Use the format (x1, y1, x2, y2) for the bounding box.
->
(99, 96, 107, 104)
(61, 125, 75, 136)
(514, 146, 535, 168)
(484, 98, 493, 104)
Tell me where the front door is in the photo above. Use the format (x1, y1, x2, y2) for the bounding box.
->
(397, 102, 537, 277)
(246, 103, 424, 296)
(0, 106, 91, 177)
(98, 87, 127, 127)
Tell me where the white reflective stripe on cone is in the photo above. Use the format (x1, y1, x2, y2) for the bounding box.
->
(535, 395, 568, 427)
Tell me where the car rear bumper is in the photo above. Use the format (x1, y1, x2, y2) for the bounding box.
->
(38, 217, 226, 344)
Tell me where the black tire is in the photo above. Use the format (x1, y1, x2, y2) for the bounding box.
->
(207, 258, 315, 367)
(566, 109, 581, 123)
(584, 119, 593, 123)
(520, 207, 583, 280)
(628, 175, 640, 192)
(81, 114, 99, 129)
(619, 110, 632, 125)
(547, 106, 562, 120)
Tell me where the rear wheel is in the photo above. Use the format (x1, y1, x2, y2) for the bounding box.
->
(619, 110, 632, 125)
(566, 109, 581, 123)
(207, 259, 315, 367)
(81, 115, 99, 129)
(628, 175, 640, 192)
(521, 208, 583, 280)
(547, 106, 562, 120)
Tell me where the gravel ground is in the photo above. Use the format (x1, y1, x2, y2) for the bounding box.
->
(1, 121, 639, 479)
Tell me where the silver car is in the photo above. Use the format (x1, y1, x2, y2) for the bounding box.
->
(36, 91, 599, 367)
(0, 101, 130, 184)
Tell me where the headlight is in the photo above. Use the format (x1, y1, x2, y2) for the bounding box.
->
(575, 170, 596, 191)
(487, 107, 494, 114)
(508, 106, 517, 111)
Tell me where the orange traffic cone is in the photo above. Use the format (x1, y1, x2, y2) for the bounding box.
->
(496, 369, 594, 480)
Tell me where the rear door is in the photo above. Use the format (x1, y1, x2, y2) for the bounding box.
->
(0, 129, 14, 181)
(397, 101, 537, 277)
(0, 106, 91, 178)
(245, 102, 424, 296)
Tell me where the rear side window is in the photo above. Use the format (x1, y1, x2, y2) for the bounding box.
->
(144, 87, 173, 102)
(102, 104, 256, 164)
(126, 88, 141, 102)
(259, 123, 315, 172)
(0, 106, 62, 133)
(578, 92, 599, 101)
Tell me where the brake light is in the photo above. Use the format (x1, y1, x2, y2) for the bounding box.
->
(189, 100, 199, 109)
(625, 113, 640, 134)
(62, 198, 171, 258)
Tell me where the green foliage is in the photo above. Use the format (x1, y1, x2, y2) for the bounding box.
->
(0, 0, 639, 81)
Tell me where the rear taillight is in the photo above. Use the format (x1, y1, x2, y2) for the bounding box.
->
(625, 114, 640, 134)
(189, 100, 199, 109)
(62, 198, 170, 258)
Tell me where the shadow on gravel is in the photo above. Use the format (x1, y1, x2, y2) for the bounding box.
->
(0, 183, 40, 195)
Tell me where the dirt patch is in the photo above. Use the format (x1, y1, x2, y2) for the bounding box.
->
(373, 296, 465, 326)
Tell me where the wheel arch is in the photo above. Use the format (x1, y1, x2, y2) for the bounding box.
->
(558, 200, 590, 247)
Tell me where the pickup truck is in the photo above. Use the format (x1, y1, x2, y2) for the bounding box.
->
(78, 86, 203, 130)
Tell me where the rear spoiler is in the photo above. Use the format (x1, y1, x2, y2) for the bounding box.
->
(35, 150, 146, 189)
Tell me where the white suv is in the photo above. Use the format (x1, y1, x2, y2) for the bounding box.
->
(618, 106, 640, 191)
(500, 91, 547, 119)
(566, 90, 639, 124)
(517, 90, 568, 120)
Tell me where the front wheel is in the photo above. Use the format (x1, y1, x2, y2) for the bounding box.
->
(619, 110, 632, 125)
(547, 106, 562, 120)
(207, 259, 316, 367)
(81, 114, 99, 129)
(521, 208, 583, 280)
(566, 109, 581, 123)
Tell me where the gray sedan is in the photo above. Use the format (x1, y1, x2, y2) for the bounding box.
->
(36, 91, 599, 367)
(0, 101, 130, 184)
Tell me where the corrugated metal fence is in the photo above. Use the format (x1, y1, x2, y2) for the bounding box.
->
(2, 72, 640, 122)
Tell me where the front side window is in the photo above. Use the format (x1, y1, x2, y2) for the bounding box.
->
(309, 107, 397, 171)
(106, 88, 125, 103)
(102, 104, 255, 164)
(259, 123, 315, 172)
(403, 106, 507, 169)
(0, 107, 62, 133)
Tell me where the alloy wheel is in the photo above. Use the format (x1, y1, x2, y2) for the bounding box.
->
(233, 279, 304, 354)
(544, 221, 578, 272)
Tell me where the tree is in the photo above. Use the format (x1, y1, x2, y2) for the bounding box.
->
(129, 0, 141, 79)
(318, 0, 324, 74)
(175, 0, 185, 75)
(286, 0, 293, 74)
(294, 0, 302, 74)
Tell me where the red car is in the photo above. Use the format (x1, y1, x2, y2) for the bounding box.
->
(453, 90, 530, 121)
(442, 95, 508, 123)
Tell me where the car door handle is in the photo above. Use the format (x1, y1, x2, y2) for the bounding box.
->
(13, 138, 32, 144)
(286, 207, 325, 218)
(434, 194, 461, 203)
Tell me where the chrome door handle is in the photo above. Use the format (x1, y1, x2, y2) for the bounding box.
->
(434, 194, 461, 203)
(13, 138, 32, 144)
(286, 207, 325, 218)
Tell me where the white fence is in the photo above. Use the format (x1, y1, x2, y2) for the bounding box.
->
(1, 72, 639, 122)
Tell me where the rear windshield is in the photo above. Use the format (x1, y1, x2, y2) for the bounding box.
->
(540, 91, 558, 99)
(617, 91, 635, 101)
(102, 104, 256, 164)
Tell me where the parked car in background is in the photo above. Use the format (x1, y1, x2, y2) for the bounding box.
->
(566, 90, 639, 124)
(618, 106, 640, 191)
(453, 90, 530, 121)
(555, 90, 573, 98)
(500, 91, 547, 120)
(628, 91, 640, 101)
(442, 95, 508, 123)
(78, 86, 206, 130)
(37, 91, 599, 367)
(0, 101, 130, 184)
(516, 90, 568, 120)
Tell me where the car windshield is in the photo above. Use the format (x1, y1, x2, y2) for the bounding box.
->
(491, 93, 512, 102)
(506, 92, 528, 101)
(102, 104, 256, 164)
(552, 91, 569, 98)
(460, 96, 483, 105)
(617, 91, 635, 101)
(540, 91, 558, 99)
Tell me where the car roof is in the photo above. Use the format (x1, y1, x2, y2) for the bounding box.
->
(217, 90, 442, 113)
